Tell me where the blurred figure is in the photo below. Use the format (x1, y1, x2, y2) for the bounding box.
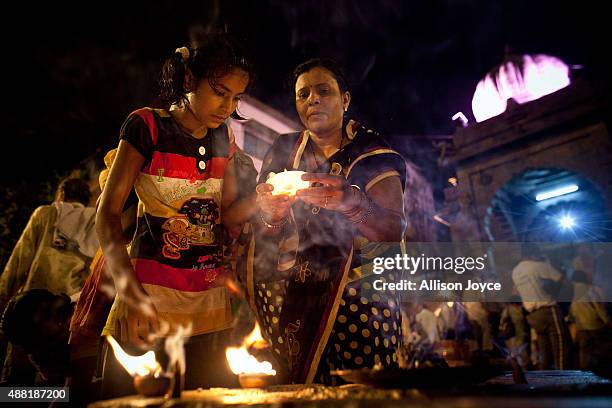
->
(448, 302, 473, 363)
(0, 289, 73, 385)
(0, 178, 97, 384)
(569, 270, 611, 371)
(463, 302, 493, 355)
(438, 302, 457, 340)
(0, 177, 97, 309)
(400, 305, 419, 346)
(415, 303, 440, 347)
(512, 244, 571, 369)
(499, 297, 531, 369)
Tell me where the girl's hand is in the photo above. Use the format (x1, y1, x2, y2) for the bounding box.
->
(115, 286, 161, 349)
(256, 183, 293, 222)
(296, 173, 361, 212)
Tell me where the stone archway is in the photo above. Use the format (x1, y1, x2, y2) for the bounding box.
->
(448, 79, 612, 243)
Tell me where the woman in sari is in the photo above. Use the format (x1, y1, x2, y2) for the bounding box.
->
(240, 58, 407, 384)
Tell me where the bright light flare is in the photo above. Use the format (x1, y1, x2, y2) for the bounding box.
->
(535, 184, 579, 201)
(559, 215, 576, 230)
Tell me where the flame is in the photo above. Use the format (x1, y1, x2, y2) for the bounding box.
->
(244, 323, 268, 348)
(266, 171, 310, 196)
(447, 302, 454, 308)
(106, 335, 162, 377)
(225, 323, 276, 376)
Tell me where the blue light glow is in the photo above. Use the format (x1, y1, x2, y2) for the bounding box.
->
(535, 184, 579, 201)
(559, 215, 575, 229)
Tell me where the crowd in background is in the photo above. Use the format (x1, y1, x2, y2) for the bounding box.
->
(404, 262, 612, 375)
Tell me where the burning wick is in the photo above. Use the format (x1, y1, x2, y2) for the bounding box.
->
(266, 171, 310, 196)
(225, 323, 276, 388)
(106, 335, 172, 397)
(106, 335, 162, 377)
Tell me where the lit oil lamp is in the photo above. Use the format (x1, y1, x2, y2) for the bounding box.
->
(225, 323, 277, 388)
(266, 171, 310, 196)
(105, 335, 173, 397)
(132, 374, 173, 397)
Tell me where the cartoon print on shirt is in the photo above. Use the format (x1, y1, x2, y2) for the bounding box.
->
(179, 198, 219, 245)
(161, 198, 219, 260)
(161, 218, 190, 259)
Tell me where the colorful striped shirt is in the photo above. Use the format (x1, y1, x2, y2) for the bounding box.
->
(105, 108, 235, 336)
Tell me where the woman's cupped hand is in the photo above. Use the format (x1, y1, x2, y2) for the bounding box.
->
(256, 173, 361, 216)
(256, 183, 295, 222)
(296, 173, 360, 212)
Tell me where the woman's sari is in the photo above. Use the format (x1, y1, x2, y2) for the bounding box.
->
(238, 120, 407, 384)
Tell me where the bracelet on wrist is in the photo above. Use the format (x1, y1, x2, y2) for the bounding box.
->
(259, 211, 288, 229)
(341, 185, 365, 217)
(348, 196, 374, 224)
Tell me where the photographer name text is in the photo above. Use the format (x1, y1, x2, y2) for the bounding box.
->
(373, 279, 501, 292)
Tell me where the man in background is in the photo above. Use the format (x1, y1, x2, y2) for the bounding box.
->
(512, 244, 571, 369)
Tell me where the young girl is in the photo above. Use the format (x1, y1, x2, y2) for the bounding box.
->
(97, 33, 256, 396)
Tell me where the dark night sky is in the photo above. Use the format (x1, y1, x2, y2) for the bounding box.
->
(3, 0, 609, 182)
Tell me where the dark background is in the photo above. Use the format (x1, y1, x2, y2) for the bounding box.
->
(1, 0, 609, 265)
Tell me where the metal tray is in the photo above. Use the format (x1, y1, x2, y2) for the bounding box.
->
(331, 365, 507, 388)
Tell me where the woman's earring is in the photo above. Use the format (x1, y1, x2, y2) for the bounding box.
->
(344, 106, 348, 112)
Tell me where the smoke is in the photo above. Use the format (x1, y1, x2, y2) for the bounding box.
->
(164, 323, 192, 375)
(100, 242, 159, 319)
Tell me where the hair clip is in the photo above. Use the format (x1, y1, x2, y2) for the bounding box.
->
(175, 47, 190, 63)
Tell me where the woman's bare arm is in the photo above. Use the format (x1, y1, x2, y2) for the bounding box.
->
(298, 173, 406, 242)
(354, 176, 406, 242)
